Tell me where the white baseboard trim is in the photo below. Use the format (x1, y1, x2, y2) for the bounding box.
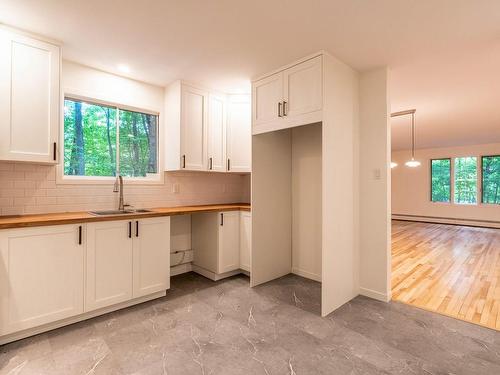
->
(292, 268, 321, 282)
(171, 262, 193, 276)
(359, 287, 391, 302)
(392, 214, 500, 229)
(0, 291, 165, 345)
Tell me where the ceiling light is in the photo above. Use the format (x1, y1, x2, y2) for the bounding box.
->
(117, 64, 130, 73)
(391, 109, 421, 168)
(405, 159, 421, 168)
(391, 162, 398, 168)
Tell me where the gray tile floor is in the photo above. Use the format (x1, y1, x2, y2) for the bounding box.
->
(1, 273, 499, 374)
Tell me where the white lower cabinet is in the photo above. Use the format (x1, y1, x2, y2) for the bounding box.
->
(85, 220, 134, 311)
(192, 211, 240, 276)
(133, 217, 171, 298)
(0, 224, 84, 335)
(0, 217, 170, 342)
(86, 217, 170, 311)
(218, 211, 240, 273)
(239, 211, 252, 272)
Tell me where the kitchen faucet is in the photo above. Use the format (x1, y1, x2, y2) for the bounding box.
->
(113, 175, 125, 211)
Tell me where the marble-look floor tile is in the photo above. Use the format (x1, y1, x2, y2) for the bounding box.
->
(1, 272, 499, 375)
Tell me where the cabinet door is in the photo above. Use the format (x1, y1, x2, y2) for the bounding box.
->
(283, 56, 322, 119)
(239, 211, 252, 272)
(207, 94, 226, 172)
(0, 29, 60, 163)
(218, 211, 240, 273)
(181, 84, 208, 170)
(252, 72, 283, 130)
(226, 95, 251, 172)
(133, 217, 170, 298)
(0, 225, 83, 335)
(86, 221, 133, 311)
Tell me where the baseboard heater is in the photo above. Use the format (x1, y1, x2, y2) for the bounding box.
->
(392, 214, 500, 229)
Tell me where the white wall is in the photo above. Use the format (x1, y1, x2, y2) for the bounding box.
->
(392, 142, 500, 225)
(291, 124, 322, 282)
(359, 68, 391, 302)
(63, 60, 164, 113)
(251, 129, 292, 287)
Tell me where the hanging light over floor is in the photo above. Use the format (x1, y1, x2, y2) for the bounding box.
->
(391, 162, 398, 168)
(405, 159, 421, 168)
(391, 109, 421, 168)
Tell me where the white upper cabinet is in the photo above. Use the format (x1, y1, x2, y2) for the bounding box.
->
(0, 224, 84, 335)
(283, 56, 322, 119)
(252, 72, 283, 129)
(207, 93, 226, 172)
(165, 80, 251, 172)
(226, 95, 251, 172)
(181, 84, 208, 171)
(252, 54, 323, 134)
(0, 27, 61, 163)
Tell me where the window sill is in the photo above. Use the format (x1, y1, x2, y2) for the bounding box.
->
(56, 173, 164, 186)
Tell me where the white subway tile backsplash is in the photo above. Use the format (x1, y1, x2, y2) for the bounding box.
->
(0, 162, 250, 215)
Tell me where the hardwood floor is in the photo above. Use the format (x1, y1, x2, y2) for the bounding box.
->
(392, 220, 500, 330)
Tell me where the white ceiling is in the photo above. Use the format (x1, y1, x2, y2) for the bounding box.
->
(1, 0, 500, 149)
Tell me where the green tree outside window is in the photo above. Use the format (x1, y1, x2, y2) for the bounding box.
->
(64, 98, 158, 178)
(482, 155, 500, 204)
(454, 157, 477, 204)
(431, 159, 451, 202)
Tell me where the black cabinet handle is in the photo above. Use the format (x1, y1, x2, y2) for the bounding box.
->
(128, 222, 132, 238)
(209, 157, 213, 170)
(278, 102, 282, 117)
(220, 213, 224, 226)
(227, 158, 231, 171)
(78, 225, 82, 245)
(53, 142, 57, 161)
(182, 155, 186, 168)
(136, 221, 139, 237)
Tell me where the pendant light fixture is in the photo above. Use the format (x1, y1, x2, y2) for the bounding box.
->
(391, 109, 421, 168)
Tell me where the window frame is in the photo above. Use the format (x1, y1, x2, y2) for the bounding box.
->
(57, 93, 163, 185)
(430, 158, 452, 204)
(481, 154, 500, 205)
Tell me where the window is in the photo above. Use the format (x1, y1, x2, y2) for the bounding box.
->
(454, 157, 477, 204)
(482, 155, 500, 204)
(63, 97, 158, 180)
(431, 159, 451, 202)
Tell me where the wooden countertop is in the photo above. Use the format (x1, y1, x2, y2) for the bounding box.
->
(0, 203, 251, 230)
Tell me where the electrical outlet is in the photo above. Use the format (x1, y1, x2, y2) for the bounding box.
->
(172, 183, 180, 194)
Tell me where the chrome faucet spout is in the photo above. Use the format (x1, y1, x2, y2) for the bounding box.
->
(113, 175, 124, 211)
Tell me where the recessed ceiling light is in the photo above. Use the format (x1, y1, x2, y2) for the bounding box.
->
(117, 64, 130, 73)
